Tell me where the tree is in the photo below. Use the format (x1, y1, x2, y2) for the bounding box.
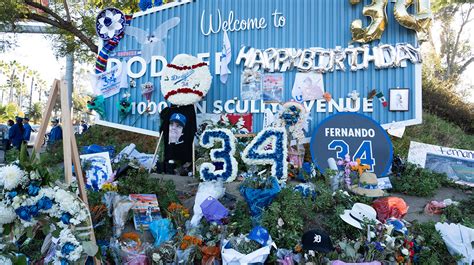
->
(0, 60, 47, 109)
(434, 2, 474, 81)
(0, 0, 138, 60)
(0, 102, 21, 123)
(26, 101, 43, 124)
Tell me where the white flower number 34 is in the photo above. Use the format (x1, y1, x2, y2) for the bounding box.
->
(200, 128, 288, 182)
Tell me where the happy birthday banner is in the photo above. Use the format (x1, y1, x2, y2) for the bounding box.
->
(99, 0, 426, 136)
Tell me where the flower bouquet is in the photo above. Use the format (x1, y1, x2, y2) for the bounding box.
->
(0, 148, 96, 264)
(221, 233, 274, 265)
(239, 175, 281, 219)
(141, 82, 154, 102)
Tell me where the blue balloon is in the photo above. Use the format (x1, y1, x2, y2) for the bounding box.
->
(139, 0, 153, 11)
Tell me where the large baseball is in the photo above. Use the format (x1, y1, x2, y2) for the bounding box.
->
(161, 54, 212, 106)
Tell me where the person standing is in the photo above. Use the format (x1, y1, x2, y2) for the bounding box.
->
(80, 120, 88, 134)
(1, 120, 13, 152)
(9, 117, 25, 150)
(48, 118, 63, 145)
(23, 117, 32, 143)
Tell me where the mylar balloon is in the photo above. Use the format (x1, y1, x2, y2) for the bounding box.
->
(394, 0, 433, 43)
(351, 0, 388, 43)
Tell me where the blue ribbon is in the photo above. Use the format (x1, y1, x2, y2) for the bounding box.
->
(359, 183, 378, 190)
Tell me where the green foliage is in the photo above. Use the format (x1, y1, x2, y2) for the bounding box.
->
(422, 68, 474, 133)
(26, 102, 43, 124)
(228, 200, 253, 236)
(0, 103, 21, 123)
(441, 197, 474, 228)
(392, 113, 474, 157)
(117, 168, 179, 210)
(5, 148, 19, 163)
(390, 163, 451, 197)
(39, 141, 63, 167)
(78, 125, 157, 154)
(411, 221, 460, 264)
(261, 188, 316, 250)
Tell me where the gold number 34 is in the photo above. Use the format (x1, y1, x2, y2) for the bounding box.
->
(351, 0, 433, 43)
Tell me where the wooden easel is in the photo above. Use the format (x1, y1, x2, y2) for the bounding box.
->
(33, 79, 99, 263)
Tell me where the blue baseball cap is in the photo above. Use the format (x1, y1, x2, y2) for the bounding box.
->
(170, 113, 186, 127)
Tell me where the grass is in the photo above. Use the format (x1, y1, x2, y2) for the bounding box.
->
(77, 124, 158, 154)
(392, 112, 474, 157)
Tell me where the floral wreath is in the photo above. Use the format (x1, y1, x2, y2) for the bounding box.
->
(0, 157, 95, 263)
(199, 129, 238, 183)
(274, 102, 308, 144)
(161, 54, 212, 106)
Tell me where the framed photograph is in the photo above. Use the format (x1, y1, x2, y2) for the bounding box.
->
(262, 73, 284, 102)
(240, 70, 262, 100)
(389, 88, 410, 112)
(292, 72, 325, 102)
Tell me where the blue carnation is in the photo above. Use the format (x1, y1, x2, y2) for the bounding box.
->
(29, 205, 39, 217)
(28, 184, 40, 196)
(61, 242, 76, 255)
(15, 206, 31, 221)
(61, 213, 72, 224)
(154, 0, 163, 6)
(37, 197, 53, 210)
(139, 0, 153, 11)
(7, 191, 17, 199)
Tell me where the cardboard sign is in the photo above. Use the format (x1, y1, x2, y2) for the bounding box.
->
(408, 141, 474, 187)
(310, 113, 393, 177)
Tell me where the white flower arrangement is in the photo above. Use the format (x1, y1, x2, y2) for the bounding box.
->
(199, 128, 238, 183)
(0, 255, 12, 265)
(0, 165, 26, 190)
(0, 202, 16, 225)
(160, 54, 212, 106)
(274, 102, 309, 145)
(54, 228, 83, 263)
(242, 128, 288, 182)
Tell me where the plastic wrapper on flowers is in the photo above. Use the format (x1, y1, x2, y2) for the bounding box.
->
(114, 232, 150, 265)
(190, 181, 226, 227)
(240, 177, 281, 218)
(221, 235, 276, 265)
(200, 196, 229, 224)
(201, 246, 221, 265)
(150, 219, 176, 247)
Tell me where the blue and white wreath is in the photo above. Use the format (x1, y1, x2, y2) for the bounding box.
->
(242, 128, 288, 183)
(199, 128, 238, 183)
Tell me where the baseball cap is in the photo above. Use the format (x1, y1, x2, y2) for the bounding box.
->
(301, 229, 334, 253)
(170, 113, 186, 127)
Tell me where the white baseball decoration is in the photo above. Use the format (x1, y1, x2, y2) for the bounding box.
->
(161, 54, 212, 106)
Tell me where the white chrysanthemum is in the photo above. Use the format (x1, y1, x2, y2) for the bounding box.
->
(0, 203, 16, 225)
(0, 165, 25, 190)
(0, 255, 12, 265)
(54, 229, 83, 262)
